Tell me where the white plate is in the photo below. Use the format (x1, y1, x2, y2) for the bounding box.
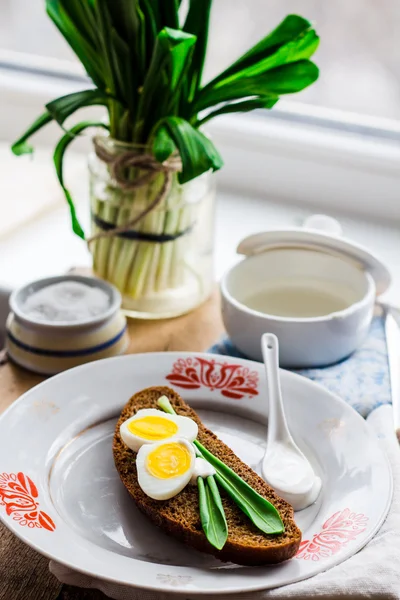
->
(0, 353, 392, 595)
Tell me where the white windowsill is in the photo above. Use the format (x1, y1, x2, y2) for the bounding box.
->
(0, 144, 399, 307)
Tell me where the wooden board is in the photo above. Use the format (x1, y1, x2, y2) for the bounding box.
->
(0, 291, 224, 600)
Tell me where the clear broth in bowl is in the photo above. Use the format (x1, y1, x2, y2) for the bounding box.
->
(243, 278, 359, 318)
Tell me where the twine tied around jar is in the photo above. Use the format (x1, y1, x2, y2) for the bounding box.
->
(86, 136, 182, 246)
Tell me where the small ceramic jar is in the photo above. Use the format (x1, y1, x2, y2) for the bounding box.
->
(6, 275, 129, 375)
(221, 215, 391, 368)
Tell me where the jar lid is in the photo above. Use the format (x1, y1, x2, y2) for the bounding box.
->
(9, 275, 122, 330)
(237, 214, 391, 296)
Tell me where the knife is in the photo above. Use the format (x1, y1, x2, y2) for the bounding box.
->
(384, 304, 400, 442)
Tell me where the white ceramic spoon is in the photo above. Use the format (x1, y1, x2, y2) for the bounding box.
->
(261, 333, 321, 511)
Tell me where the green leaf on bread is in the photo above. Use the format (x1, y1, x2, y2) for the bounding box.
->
(157, 394, 284, 548)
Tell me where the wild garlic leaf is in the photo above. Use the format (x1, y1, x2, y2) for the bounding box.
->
(136, 28, 196, 140)
(11, 112, 53, 156)
(183, 0, 213, 102)
(53, 120, 109, 239)
(197, 95, 278, 127)
(207, 14, 316, 87)
(153, 116, 223, 184)
(46, 0, 104, 89)
(194, 441, 284, 535)
(195, 60, 319, 112)
(198, 476, 228, 550)
(46, 90, 111, 125)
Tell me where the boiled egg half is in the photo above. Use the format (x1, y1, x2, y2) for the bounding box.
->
(136, 438, 196, 500)
(120, 408, 198, 452)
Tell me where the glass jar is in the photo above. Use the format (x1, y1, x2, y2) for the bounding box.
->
(88, 137, 215, 319)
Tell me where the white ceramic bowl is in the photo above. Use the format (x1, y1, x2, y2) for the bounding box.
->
(221, 248, 376, 368)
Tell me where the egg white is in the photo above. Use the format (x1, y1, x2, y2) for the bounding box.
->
(190, 457, 216, 484)
(119, 408, 198, 452)
(136, 438, 196, 500)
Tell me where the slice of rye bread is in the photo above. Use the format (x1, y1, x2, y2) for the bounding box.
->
(113, 386, 302, 566)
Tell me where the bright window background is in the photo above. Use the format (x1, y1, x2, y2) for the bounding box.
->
(1, 0, 400, 120)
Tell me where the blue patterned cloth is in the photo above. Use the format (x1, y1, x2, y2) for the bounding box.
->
(208, 317, 390, 418)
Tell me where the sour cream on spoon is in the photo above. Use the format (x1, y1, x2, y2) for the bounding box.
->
(261, 334, 321, 511)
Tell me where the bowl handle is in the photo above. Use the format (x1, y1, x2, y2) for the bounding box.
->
(302, 214, 343, 236)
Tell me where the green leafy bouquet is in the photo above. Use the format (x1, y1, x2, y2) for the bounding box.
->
(12, 1, 319, 309)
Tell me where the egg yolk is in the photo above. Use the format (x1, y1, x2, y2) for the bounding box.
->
(128, 415, 178, 440)
(146, 442, 191, 479)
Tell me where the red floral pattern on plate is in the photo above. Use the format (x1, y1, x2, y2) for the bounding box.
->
(0, 472, 56, 531)
(296, 508, 368, 561)
(166, 357, 259, 399)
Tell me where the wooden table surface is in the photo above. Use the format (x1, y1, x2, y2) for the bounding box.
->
(0, 291, 224, 600)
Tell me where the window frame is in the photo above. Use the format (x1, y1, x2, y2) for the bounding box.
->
(1, 52, 400, 222)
